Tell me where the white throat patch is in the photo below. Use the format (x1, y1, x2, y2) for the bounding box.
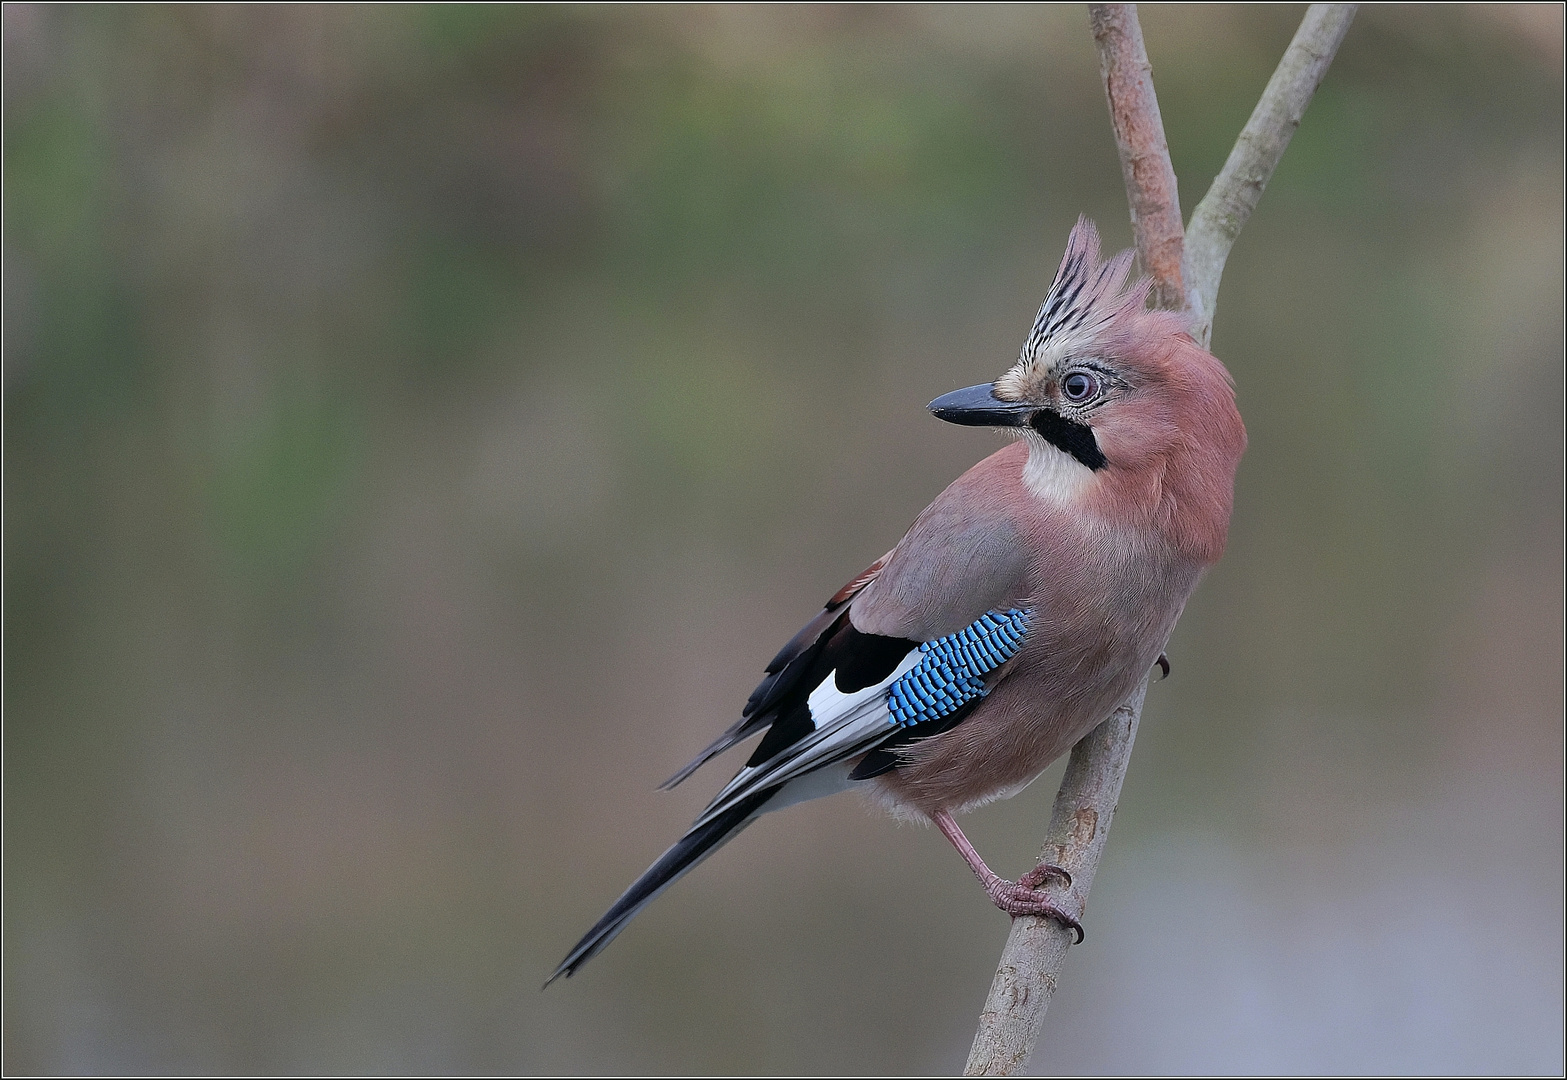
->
(1020, 433, 1095, 503)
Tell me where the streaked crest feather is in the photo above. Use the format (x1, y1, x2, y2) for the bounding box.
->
(1016, 216, 1150, 371)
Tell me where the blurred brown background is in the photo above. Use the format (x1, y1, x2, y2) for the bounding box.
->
(4, 4, 1562, 1074)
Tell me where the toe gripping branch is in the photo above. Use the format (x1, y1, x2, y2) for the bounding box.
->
(1019, 863, 1072, 891)
(1007, 864, 1085, 944)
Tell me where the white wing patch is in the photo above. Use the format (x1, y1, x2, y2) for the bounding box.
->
(695, 648, 922, 828)
(806, 651, 921, 727)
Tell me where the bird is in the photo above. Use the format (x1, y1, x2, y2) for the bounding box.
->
(548, 216, 1246, 984)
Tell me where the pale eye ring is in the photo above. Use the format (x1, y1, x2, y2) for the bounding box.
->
(1061, 370, 1101, 404)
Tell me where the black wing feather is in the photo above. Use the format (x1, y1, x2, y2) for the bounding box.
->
(660, 553, 893, 791)
(745, 618, 918, 767)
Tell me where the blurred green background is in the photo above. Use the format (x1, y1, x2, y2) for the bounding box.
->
(4, 4, 1562, 1074)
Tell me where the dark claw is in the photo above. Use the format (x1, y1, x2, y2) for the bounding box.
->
(1156, 653, 1170, 679)
(1009, 900, 1083, 943)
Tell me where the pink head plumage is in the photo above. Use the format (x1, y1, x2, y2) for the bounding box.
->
(995, 217, 1246, 565)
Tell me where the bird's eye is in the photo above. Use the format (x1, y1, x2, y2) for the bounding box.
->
(1061, 370, 1101, 404)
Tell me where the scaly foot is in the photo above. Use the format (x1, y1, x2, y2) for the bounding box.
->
(931, 808, 1085, 942)
(981, 876, 1084, 942)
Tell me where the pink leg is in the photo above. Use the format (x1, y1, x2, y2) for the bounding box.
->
(932, 809, 1084, 942)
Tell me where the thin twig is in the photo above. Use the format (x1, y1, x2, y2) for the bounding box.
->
(963, 5, 1355, 1075)
(963, 683, 1146, 1076)
(1089, 4, 1186, 310)
(1185, 4, 1358, 347)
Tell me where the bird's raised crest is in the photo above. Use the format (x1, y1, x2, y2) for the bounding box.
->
(1020, 216, 1150, 367)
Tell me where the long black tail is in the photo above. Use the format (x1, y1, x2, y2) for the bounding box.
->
(546, 786, 776, 986)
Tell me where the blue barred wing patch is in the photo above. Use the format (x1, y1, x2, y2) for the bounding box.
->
(885, 608, 1029, 728)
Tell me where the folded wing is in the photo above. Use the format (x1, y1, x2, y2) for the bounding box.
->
(552, 447, 1037, 982)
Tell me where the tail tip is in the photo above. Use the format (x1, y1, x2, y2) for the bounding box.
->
(658, 756, 703, 791)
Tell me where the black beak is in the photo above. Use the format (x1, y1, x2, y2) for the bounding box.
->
(927, 383, 1034, 427)
(929, 381, 1109, 470)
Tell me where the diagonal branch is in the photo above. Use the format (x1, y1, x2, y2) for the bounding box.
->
(963, 6, 1355, 1076)
(1185, 4, 1359, 347)
(963, 682, 1147, 1076)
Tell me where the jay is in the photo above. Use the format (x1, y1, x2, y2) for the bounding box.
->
(550, 217, 1246, 983)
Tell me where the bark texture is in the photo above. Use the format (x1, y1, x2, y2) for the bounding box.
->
(1088, 5, 1186, 312)
(962, 684, 1145, 1076)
